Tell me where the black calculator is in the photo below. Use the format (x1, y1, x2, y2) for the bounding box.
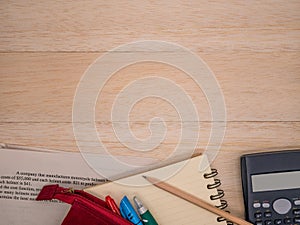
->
(241, 150, 300, 225)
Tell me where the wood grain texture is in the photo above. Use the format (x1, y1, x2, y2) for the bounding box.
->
(0, 1, 300, 51)
(0, 0, 299, 220)
(0, 52, 299, 122)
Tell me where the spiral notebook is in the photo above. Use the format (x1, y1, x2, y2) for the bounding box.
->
(85, 155, 230, 225)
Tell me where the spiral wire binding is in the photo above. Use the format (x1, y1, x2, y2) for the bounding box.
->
(203, 169, 234, 225)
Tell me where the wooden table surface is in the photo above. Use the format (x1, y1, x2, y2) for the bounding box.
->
(1, 1, 299, 220)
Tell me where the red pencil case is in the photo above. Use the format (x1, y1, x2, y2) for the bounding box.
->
(36, 184, 133, 225)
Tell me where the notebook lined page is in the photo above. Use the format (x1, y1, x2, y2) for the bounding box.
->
(85, 155, 227, 225)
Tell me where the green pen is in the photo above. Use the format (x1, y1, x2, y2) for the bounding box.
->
(133, 196, 158, 225)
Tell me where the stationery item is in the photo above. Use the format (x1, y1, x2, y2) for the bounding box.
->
(143, 176, 252, 225)
(133, 196, 158, 225)
(0, 146, 107, 225)
(85, 155, 231, 225)
(36, 184, 132, 225)
(106, 195, 121, 216)
(241, 150, 300, 225)
(0, 144, 155, 225)
(120, 196, 143, 225)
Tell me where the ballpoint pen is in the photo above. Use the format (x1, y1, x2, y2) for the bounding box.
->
(105, 195, 121, 216)
(120, 196, 143, 225)
(133, 196, 158, 225)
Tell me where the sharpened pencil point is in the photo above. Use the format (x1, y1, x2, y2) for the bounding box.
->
(142, 175, 147, 179)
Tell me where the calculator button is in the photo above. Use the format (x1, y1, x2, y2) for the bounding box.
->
(274, 219, 282, 224)
(273, 198, 292, 215)
(294, 217, 300, 223)
(264, 212, 272, 218)
(253, 202, 261, 208)
(254, 212, 262, 219)
(295, 200, 300, 205)
(264, 220, 272, 225)
(255, 221, 263, 225)
(293, 209, 300, 215)
(262, 203, 270, 208)
(284, 218, 292, 224)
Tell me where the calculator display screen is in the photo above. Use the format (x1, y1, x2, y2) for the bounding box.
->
(251, 171, 300, 192)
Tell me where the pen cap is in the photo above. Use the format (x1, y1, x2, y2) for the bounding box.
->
(140, 210, 158, 225)
(133, 196, 158, 225)
(133, 196, 147, 214)
(105, 195, 121, 216)
(120, 196, 143, 225)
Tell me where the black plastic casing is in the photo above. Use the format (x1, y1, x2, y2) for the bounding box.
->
(241, 150, 300, 224)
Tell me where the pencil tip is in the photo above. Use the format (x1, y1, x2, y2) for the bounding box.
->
(142, 175, 147, 179)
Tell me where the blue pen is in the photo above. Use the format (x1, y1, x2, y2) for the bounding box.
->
(120, 196, 143, 225)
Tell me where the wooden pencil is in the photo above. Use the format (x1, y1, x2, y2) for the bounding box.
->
(143, 176, 253, 225)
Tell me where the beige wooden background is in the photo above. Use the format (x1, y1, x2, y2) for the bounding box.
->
(0, 1, 299, 219)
